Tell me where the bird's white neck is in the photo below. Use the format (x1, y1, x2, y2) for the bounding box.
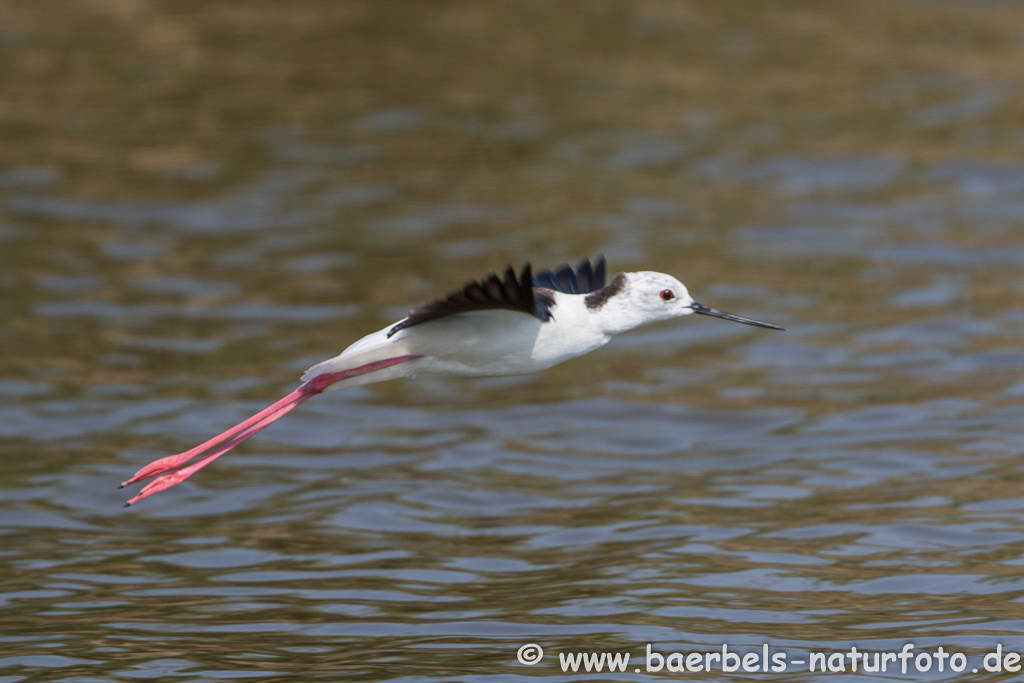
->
(583, 273, 648, 337)
(592, 297, 651, 336)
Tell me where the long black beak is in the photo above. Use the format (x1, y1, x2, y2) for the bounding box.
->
(690, 303, 784, 331)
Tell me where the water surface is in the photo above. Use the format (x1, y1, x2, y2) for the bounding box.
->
(3, 2, 1024, 681)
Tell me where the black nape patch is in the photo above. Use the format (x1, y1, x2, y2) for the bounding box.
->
(584, 273, 626, 310)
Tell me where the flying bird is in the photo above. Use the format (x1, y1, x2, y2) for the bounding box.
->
(121, 256, 782, 506)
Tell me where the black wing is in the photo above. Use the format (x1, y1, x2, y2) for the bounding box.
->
(387, 264, 551, 338)
(531, 255, 606, 295)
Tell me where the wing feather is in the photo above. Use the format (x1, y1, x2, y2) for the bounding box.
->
(387, 264, 549, 338)
(531, 255, 606, 295)
(386, 256, 606, 338)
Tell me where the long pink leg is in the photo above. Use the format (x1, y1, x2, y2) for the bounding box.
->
(119, 390, 308, 488)
(122, 355, 422, 506)
(124, 400, 302, 506)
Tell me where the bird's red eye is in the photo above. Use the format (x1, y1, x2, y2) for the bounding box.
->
(660, 289, 675, 301)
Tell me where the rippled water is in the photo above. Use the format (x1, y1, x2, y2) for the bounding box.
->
(4, 2, 1024, 681)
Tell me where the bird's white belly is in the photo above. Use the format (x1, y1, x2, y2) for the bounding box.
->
(400, 309, 608, 377)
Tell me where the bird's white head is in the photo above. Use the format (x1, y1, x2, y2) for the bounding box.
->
(589, 271, 783, 336)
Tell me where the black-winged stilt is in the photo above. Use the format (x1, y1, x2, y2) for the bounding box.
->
(121, 256, 782, 506)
